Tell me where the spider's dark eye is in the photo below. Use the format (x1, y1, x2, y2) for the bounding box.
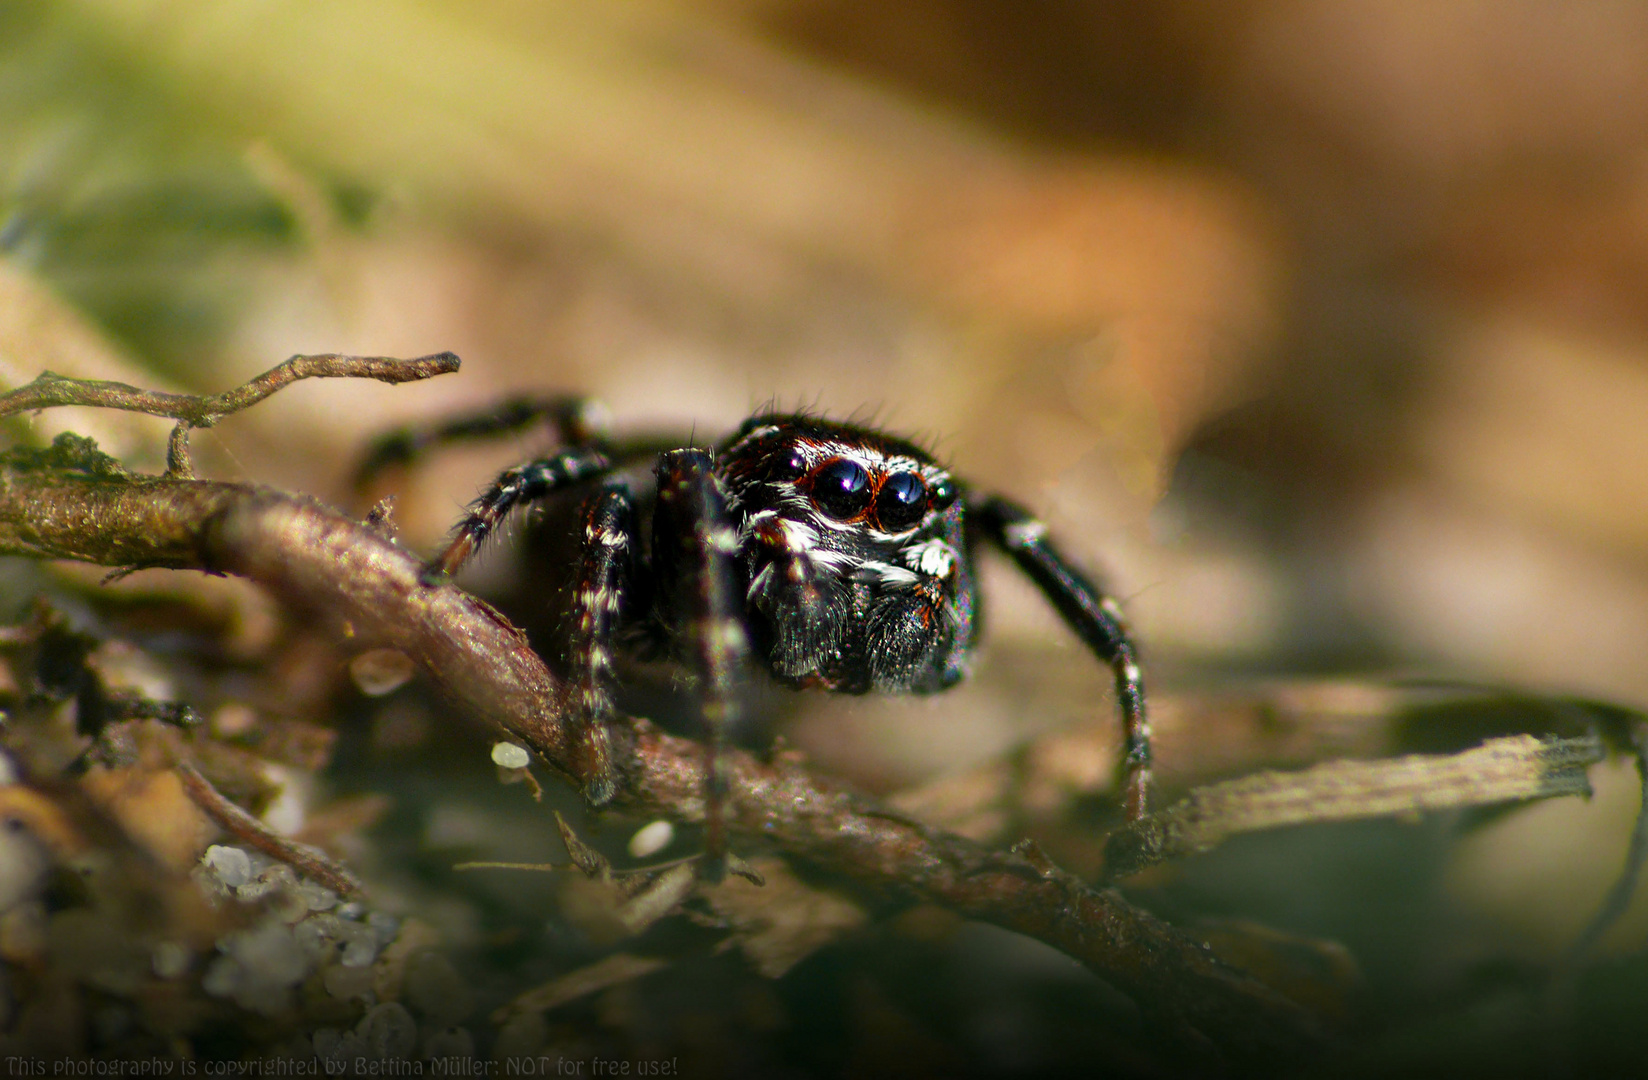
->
(772, 448, 807, 480)
(809, 458, 871, 519)
(929, 477, 957, 511)
(876, 471, 928, 531)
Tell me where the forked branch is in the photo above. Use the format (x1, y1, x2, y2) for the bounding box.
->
(0, 352, 460, 476)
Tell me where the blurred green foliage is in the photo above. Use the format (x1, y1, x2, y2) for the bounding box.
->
(0, 4, 304, 376)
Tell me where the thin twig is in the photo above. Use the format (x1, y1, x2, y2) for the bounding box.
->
(0, 353, 461, 426)
(1104, 734, 1603, 879)
(496, 954, 671, 1021)
(175, 761, 364, 897)
(453, 861, 560, 873)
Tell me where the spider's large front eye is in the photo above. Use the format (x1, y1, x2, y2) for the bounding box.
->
(875, 471, 928, 531)
(809, 458, 871, 519)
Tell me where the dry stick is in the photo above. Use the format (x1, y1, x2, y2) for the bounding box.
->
(0, 354, 455, 896)
(1104, 734, 1605, 880)
(0, 352, 460, 476)
(176, 761, 364, 897)
(0, 472, 1321, 1064)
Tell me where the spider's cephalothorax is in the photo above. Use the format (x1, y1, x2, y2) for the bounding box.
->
(716, 417, 976, 696)
(359, 398, 1150, 876)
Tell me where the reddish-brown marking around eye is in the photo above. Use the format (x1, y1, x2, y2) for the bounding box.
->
(800, 455, 881, 525)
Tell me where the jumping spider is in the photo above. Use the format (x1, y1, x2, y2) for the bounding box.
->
(358, 398, 1150, 872)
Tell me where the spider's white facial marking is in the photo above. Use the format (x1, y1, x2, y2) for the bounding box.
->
(854, 560, 920, 588)
(742, 508, 858, 605)
(903, 538, 956, 579)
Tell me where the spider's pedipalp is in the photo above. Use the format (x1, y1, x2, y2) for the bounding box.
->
(744, 509, 851, 681)
(562, 481, 637, 804)
(653, 448, 748, 881)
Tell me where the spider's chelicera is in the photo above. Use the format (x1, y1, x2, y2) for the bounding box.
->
(360, 400, 1150, 871)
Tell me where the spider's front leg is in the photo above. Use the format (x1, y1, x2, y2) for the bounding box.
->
(973, 496, 1152, 821)
(419, 448, 632, 803)
(423, 447, 612, 582)
(652, 449, 747, 881)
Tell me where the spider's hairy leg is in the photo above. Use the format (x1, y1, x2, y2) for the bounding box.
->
(353, 394, 611, 491)
(562, 482, 636, 805)
(425, 447, 612, 583)
(653, 448, 746, 882)
(973, 496, 1152, 821)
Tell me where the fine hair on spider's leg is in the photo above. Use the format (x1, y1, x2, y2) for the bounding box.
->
(424, 446, 612, 582)
(353, 394, 611, 491)
(561, 482, 638, 805)
(973, 496, 1152, 820)
(652, 448, 747, 882)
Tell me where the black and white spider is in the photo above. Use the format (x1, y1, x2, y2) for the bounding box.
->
(358, 398, 1150, 870)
